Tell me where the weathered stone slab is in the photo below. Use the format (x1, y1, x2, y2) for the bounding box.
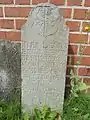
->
(21, 3, 69, 112)
(0, 40, 21, 101)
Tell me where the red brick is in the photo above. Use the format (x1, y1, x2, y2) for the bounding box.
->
(79, 46, 90, 55)
(80, 57, 90, 66)
(89, 36, 90, 44)
(0, 31, 21, 41)
(66, 21, 80, 32)
(32, 0, 48, 4)
(5, 7, 31, 17)
(16, 19, 27, 30)
(15, 0, 30, 5)
(82, 22, 90, 32)
(51, 0, 65, 5)
(68, 56, 90, 66)
(61, 8, 72, 18)
(69, 33, 88, 44)
(73, 9, 87, 20)
(78, 68, 90, 76)
(0, 19, 14, 29)
(66, 66, 77, 76)
(0, 32, 6, 39)
(85, 0, 90, 7)
(83, 78, 90, 85)
(0, 7, 3, 17)
(0, 0, 13, 4)
(67, 0, 82, 6)
(68, 45, 78, 55)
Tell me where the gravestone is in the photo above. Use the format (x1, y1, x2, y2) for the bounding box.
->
(0, 40, 21, 101)
(21, 3, 69, 112)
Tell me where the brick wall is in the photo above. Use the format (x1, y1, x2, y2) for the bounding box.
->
(0, 0, 90, 91)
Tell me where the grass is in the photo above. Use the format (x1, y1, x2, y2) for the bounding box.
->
(0, 98, 21, 120)
(0, 93, 90, 120)
(63, 94, 90, 120)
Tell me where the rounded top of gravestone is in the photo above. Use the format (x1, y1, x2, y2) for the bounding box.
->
(30, 2, 62, 21)
(21, 2, 68, 38)
(36, 2, 57, 7)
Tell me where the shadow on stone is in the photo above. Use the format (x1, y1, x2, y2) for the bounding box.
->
(0, 40, 21, 103)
